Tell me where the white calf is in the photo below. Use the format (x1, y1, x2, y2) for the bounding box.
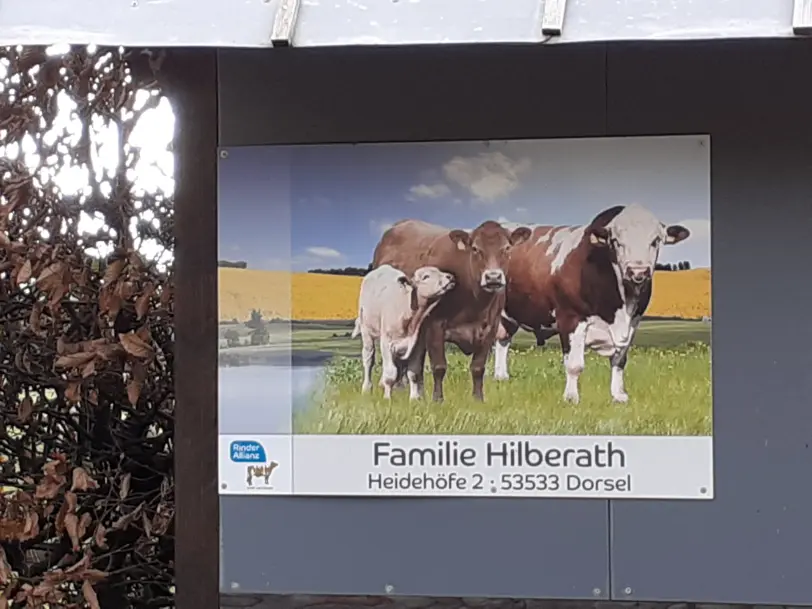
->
(351, 265, 455, 398)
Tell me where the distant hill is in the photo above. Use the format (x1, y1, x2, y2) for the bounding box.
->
(218, 260, 247, 269)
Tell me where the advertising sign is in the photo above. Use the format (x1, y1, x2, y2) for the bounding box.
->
(217, 135, 713, 498)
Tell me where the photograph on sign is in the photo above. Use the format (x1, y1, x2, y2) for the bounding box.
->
(217, 135, 713, 498)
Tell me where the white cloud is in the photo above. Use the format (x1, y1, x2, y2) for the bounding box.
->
(369, 219, 394, 236)
(407, 183, 451, 201)
(442, 151, 531, 204)
(306, 246, 342, 258)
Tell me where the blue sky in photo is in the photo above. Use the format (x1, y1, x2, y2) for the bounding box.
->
(218, 136, 711, 272)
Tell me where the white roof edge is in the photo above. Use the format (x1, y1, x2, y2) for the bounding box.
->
(0, 0, 805, 48)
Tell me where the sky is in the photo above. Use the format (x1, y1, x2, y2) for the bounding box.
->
(219, 135, 712, 272)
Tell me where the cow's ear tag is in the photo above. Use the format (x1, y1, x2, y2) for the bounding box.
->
(589, 233, 607, 246)
(456, 240, 466, 251)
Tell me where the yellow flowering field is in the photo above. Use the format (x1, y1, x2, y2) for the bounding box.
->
(218, 267, 711, 322)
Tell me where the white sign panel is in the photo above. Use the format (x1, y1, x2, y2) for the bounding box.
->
(216, 135, 714, 499)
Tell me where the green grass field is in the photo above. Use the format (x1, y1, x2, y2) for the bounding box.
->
(291, 319, 712, 437)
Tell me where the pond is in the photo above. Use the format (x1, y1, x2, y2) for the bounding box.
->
(218, 363, 325, 434)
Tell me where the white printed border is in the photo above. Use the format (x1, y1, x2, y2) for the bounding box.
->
(218, 434, 714, 499)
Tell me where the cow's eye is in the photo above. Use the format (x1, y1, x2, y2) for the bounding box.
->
(472, 245, 482, 255)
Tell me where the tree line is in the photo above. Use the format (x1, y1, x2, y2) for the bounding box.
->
(220, 260, 694, 275)
(308, 262, 693, 276)
(655, 261, 692, 271)
(218, 259, 247, 268)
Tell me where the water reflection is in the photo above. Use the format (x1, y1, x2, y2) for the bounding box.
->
(218, 363, 325, 435)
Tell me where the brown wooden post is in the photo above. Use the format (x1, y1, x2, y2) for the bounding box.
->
(165, 48, 220, 609)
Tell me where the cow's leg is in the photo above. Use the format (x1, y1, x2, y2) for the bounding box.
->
(425, 323, 447, 403)
(361, 331, 375, 394)
(608, 318, 640, 403)
(471, 341, 492, 401)
(493, 317, 518, 381)
(406, 338, 427, 401)
(379, 338, 398, 400)
(560, 318, 588, 404)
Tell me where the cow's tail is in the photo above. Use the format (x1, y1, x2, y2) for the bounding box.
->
(351, 307, 363, 339)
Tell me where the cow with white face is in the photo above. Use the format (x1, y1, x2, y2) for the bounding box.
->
(494, 204, 691, 404)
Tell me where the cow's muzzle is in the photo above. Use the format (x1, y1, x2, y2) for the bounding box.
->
(481, 269, 507, 292)
(624, 265, 652, 285)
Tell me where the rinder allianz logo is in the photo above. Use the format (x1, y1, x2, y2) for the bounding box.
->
(230, 440, 279, 489)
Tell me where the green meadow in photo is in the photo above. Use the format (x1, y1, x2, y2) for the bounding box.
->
(292, 319, 712, 436)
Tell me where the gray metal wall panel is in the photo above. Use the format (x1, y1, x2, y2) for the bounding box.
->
(221, 496, 610, 597)
(217, 45, 611, 599)
(607, 40, 812, 605)
(217, 45, 608, 147)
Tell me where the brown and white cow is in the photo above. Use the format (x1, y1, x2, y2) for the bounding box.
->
(351, 264, 455, 399)
(372, 219, 531, 402)
(495, 204, 690, 404)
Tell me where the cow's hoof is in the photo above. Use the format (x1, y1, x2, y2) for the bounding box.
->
(612, 392, 629, 404)
(493, 373, 510, 381)
(563, 392, 580, 404)
(361, 384, 372, 394)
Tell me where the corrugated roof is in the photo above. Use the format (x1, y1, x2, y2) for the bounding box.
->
(0, 0, 807, 47)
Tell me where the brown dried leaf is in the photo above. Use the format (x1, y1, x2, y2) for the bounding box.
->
(78, 512, 92, 541)
(81, 358, 96, 378)
(119, 331, 154, 359)
(48, 283, 68, 310)
(17, 395, 33, 423)
(102, 258, 126, 286)
(54, 351, 96, 369)
(152, 502, 174, 536)
(119, 472, 131, 500)
(128, 250, 146, 270)
(70, 467, 98, 492)
(93, 523, 108, 549)
(136, 323, 151, 341)
(36, 261, 65, 291)
(35, 475, 64, 500)
(64, 512, 80, 550)
(135, 281, 155, 319)
(82, 580, 100, 609)
(142, 510, 152, 537)
(65, 490, 78, 513)
(16, 258, 32, 284)
(127, 378, 143, 406)
(117, 280, 136, 299)
(160, 282, 173, 306)
(28, 301, 44, 333)
(0, 546, 12, 586)
(55, 498, 69, 535)
(112, 502, 144, 531)
(83, 569, 108, 583)
(64, 381, 81, 404)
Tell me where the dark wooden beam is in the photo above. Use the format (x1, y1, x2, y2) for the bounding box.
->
(164, 48, 220, 609)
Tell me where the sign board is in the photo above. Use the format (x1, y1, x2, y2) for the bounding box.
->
(216, 134, 713, 499)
